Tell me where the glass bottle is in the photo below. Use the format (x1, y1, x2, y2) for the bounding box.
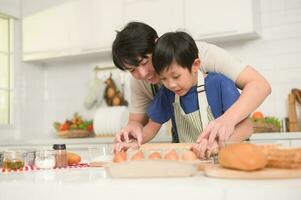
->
(53, 144, 68, 168)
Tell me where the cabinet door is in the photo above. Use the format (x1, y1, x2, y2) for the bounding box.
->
(69, 0, 124, 51)
(123, 0, 184, 36)
(23, 0, 123, 60)
(23, 1, 74, 53)
(91, 0, 124, 50)
(184, 0, 259, 41)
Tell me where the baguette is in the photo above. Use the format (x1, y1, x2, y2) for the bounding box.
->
(219, 143, 267, 171)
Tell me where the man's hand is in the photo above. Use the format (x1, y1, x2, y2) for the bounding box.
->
(199, 114, 235, 148)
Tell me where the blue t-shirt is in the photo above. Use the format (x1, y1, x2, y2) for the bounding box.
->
(147, 72, 240, 137)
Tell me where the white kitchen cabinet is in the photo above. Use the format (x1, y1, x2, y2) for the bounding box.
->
(184, 0, 261, 42)
(123, 0, 185, 36)
(22, 0, 123, 61)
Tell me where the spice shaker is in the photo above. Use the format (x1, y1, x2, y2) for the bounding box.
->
(53, 144, 68, 168)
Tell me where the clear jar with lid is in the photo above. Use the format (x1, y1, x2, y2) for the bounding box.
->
(35, 150, 56, 169)
(53, 144, 68, 168)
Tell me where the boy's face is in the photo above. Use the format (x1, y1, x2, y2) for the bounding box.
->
(124, 54, 160, 84)
(159, 61, 198, 96)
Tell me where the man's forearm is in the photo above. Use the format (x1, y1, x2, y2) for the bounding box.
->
(226, 65, 271, 125)
(229, 118, 253, 142)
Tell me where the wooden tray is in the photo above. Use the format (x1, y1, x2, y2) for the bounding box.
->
(204, 165, 301, 179)
(57, 130, 94, 138)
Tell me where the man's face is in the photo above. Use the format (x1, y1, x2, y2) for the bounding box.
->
(124, 54, 160, 84)
(159, 62, 197, 96)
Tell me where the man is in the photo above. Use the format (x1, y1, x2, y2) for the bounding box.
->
(112, 22, 271, 157)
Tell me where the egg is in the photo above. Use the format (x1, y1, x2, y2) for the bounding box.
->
(148, 152, 162, 159)
(164, 150, 179, 160)
(131, 151, 145, 160)
(182, 150, 198, 161)
(113, 151, 127, 163)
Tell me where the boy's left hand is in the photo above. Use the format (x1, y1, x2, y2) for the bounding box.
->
(191, 138, 218, 159)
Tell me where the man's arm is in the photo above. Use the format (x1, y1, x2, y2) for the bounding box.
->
(204, 66, 271, 146)
(228, 117, 253, 142)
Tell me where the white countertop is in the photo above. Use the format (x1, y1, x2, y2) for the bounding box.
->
(0, 132, 300, 149)
(0, 167, 300, 200)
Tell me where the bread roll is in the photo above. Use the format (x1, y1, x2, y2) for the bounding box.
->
(219, 143, 267, 171)
(67, 152, 81, 165)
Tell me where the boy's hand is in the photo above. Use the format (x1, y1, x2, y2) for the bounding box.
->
(114, 122, 143, 151)
(191, 138, 219, 159)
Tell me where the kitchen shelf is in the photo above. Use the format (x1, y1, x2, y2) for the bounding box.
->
(22, 46, 111, 63)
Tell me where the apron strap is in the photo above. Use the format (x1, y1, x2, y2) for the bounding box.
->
(197, 70, 210, 129)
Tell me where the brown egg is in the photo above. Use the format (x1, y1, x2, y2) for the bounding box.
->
(164, 150, 179, 160)
(182, 150, 198, 161)
(131, 151, 145, 160)
(113, 151, 127, 163)
(148, 152, 162, 160)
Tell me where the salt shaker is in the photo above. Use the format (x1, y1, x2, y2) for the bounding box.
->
(53, 144, 68, 168)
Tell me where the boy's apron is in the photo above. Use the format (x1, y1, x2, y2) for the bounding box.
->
(173, 71, 214, 142)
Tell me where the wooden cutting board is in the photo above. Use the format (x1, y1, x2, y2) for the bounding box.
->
(204, 165, 301, 179)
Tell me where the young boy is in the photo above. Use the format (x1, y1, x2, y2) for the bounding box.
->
(134, 32, 253, 154)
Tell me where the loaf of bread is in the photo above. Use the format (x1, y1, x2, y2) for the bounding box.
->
(67, 152, 81, 165)
(219, 143, 267, 171)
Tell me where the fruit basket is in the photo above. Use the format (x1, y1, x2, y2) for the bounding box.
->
(251, 112, 281, 133)
(252, 121, 281, 133)
(54, 113, 94, 138)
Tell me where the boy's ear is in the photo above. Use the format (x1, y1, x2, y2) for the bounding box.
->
(192, 58, 201, 73)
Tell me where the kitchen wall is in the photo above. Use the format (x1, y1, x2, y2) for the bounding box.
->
(0, 0, 301, 140)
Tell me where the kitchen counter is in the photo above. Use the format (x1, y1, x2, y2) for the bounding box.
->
(0, 167, 300, 200)
(1, 132, 300, 147)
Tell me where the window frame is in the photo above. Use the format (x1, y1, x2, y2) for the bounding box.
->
(0, 14, 14, 128)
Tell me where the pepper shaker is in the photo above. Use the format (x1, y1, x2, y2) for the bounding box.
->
(53, 144, 68, 168)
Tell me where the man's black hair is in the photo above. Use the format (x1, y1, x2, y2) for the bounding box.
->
(152, 31, 199, 74)
(112, 22, 158, 71)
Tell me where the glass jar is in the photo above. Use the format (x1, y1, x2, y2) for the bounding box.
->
(53, 144, 68, 168)
(24, 149, 36, 167)
(35, 150, 55, 169)
(2, 151, 25, 170)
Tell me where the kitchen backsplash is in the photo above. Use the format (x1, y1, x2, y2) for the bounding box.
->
(0, 0, 301, 140)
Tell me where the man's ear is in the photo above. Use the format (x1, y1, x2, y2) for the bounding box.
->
(192, 58, 201, 73)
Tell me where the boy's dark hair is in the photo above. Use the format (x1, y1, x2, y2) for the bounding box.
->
(152, 31, 199, 74)
(112, 22, 158, 71)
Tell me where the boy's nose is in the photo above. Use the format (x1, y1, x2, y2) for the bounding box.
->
(167, 79, 177, 89)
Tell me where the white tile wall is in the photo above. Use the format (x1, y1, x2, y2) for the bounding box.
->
(1, 0, 300, 139)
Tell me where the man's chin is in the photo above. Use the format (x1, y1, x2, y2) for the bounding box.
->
(146, 77, 159, 84)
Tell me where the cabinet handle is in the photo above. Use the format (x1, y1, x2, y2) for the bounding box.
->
(198, 30, 238, 38)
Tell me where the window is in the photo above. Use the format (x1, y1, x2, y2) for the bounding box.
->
(0, 15, 13, 125)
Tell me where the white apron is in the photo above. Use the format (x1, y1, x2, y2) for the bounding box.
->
(173, 70, 214, 142)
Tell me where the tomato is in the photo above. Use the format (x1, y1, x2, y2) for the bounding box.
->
(59, 123, 70, 131)
(86, 124, 93, 132)
(252, 111, 264, 120)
